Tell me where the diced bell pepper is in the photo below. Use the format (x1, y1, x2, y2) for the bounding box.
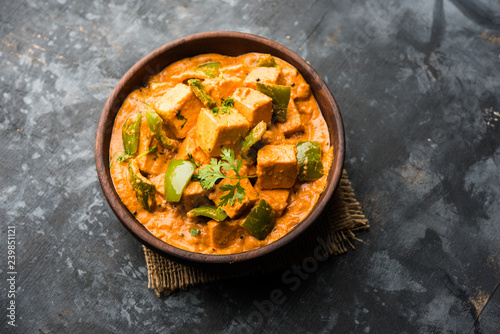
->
(240, 199, 276, 240)
(188, 205, 228, 222)
(128, 159, 156, 212)
(296, 141, 324, 181)
(146, 110, 177, 150)
(164, 159, 196, 202)
(255, 83, 291, 123)
(241, 121, 267, 163)
(122, 113, 142, 155)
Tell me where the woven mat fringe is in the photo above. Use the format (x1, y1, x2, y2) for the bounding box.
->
(143, 170, 369, 296)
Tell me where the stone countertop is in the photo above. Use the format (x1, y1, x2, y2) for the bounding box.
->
(1, 0, 499, 333)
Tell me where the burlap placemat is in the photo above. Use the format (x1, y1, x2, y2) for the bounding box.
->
(143, 170, 369, 296)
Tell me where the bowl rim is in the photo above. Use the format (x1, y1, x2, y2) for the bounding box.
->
(95, 31, 345, 265)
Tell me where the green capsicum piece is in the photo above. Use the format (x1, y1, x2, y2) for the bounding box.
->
(296, 141, 324, 181)
(188, 79, 217, 109)
(240, 199, 276, 240)
(256, 54, 277, 67)
(255, 83, 291, 123)
(164, 159, 196, 202)
(146, 110, 176, 150)
(122, 113, 142, 155)
(187, 205, 228, 222)
(241, 121, 267, 163)
(195, 61, 221, 78)
(128, 159, 156, 212)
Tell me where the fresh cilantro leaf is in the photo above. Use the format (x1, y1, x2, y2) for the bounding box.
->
(109, 152, 119, 168)
(136, 145, 157, 159)
(117, 153, 134, 164)
(211, 106, 233, 115)
(235, 157, 242, 175)
(187, 153, 200, 167)
(197, 158, 226, 189)
(209, 96, 235, 115)
(218, 183, 236, 206)
(176, 113, 188, 129)
(219, 181, 246, 206)
(190, 227, 200, 236)
(196, 148, 257, 207)
(221, 96, 235, 108)
(220, 147, 238, 175)
(233, 181, 246, 204)
(116, 145, 157, 164)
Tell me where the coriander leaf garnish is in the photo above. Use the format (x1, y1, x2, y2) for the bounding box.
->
(116, 145, 157, 164)
(220, 147, 237, 173)
(221, 96, 235, 108)
(187, 153, 201, 168)
(211, 106, 233, 115)
(109, 152, 119, 168)
(117, 153, 134, 164)
(190, 227, 200, 236)
(197, 148, 256, 206)
(198, 158, 226, 189)
(134, 145, 157, 160)
(175, 112, 188, 129)
(219, 181, 246, 206)
(210, 96, 235, 115)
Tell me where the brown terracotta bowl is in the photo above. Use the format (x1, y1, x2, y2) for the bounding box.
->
(95, 31, 344, 267)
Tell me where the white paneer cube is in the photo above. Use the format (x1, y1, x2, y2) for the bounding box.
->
(202, 76, 242, 104)
(154, 83, 203, 139)
(195, 108, 250, 157)
(233, 87, 273, 127)
(243, 67, 281, 89)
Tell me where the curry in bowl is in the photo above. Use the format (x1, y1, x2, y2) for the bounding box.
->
(109, 52, 333, 254)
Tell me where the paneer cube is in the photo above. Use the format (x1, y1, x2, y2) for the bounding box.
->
(219, 64, 249, 79)
(153, 83, 203, 139)
(175, 126, 211, 165)
(195, 107, 250, 157)
(182, 181, 211, 211)
(202, 76, 242, 103)
(292, 83, 311, 100)
(243, 67, 281, 89)
(295, 100, 315, 115)
(276, 99, 304, 136)
(233, 87, 273, 127)
(257, 145, 298, 189)
(206, 220, 241, 249)
(210, 178, 259, 219)
(254, 185, 291, 217)
(148, 82, 175, 97)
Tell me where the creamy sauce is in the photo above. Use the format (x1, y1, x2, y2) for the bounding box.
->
(110, 53, 333, 254)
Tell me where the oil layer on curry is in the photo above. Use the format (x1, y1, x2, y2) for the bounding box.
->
(110, 53, 333, 254)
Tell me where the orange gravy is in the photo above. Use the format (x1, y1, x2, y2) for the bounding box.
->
(110, 53, 333, 254)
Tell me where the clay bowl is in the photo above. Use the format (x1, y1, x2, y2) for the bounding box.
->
(95, 31, 344, 267)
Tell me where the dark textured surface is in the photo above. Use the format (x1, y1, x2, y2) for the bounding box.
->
(1, 0, 499, 333)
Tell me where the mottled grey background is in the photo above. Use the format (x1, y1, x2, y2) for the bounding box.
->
(1, 0, 500, 333)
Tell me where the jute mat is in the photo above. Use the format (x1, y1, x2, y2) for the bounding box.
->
(143, 170, 369, 296)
